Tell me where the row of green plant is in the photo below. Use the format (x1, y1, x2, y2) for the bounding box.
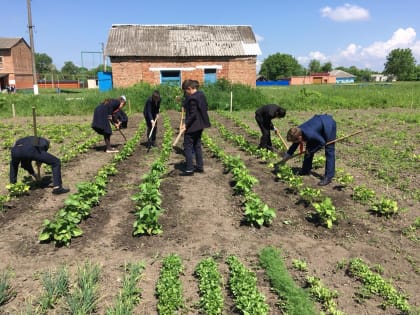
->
(194, 257, 225, 315)
(202, 133, 276, 226)
(259, 247, 317, 314)
(226, 255, 269, 314)
(156, 254, 185, 314)
(345, 258, 413, 314)
(106, 262, 145, 315)
(132, 114, 173, 236)
(39, 121, 145, 245)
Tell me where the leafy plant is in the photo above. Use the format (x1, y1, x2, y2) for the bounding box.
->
(370, 197, 400, 217)
(6, 182, 30, 197)
(312, 197, 337, 229)
(352, 185, 376, 205)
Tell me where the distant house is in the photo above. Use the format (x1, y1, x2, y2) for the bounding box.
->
(371, 74, 396, 82)
(329, 69, 356, 84)
(105, 24, 262, 88)
(288, 73, 335, 85)
(0, 37, 33, 91)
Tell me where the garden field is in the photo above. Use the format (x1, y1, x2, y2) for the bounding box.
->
(0, 107, 419, 314)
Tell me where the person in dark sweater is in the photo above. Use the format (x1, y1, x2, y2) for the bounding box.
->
(255, 104, 287, 151)
(179, 79, 211, 175)
(281, 114, 337, 186)
(143, 90, 161, 147)
(10, 136, 69, 194)
(92, 95, 126, 152)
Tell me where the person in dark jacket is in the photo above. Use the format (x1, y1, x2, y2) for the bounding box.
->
(143, 90, 161, 147)
(180, 79, 211, 175)
(92, 95, 126, 152)
(255, 104, 287, 151)
(10, 136, 70, 194)
(281, 114, 337, 186)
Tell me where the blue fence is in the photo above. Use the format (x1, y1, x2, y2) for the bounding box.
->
(256, 80, 289, 86)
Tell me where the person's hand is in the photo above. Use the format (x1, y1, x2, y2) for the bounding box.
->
(151, 120, 155, 126)
(115, 121, 121, 130)
(180, 124, 186, 132)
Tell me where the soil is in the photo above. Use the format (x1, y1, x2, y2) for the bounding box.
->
(0, 110, 419, 315)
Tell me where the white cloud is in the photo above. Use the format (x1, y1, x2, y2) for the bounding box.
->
(298, 27, 420, 71)
(361, 27, 416, 58)
(321, 4, 370, 22)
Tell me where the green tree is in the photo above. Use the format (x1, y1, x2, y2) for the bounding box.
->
(35, 53, 54, 75)
(61, 61, 79, 78)
(259, 53, 304, 80)
(308, 59, 321, 73)
(384, 48, 417, 81)
(321, 61, 332, 72)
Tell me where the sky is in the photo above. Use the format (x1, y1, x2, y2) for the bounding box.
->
(3, 0, 420, 72)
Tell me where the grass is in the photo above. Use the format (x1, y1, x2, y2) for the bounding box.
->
(259, 247, 317, 315)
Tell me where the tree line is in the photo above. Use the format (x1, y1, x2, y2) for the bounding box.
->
(259, 48, 420, 82)
(36, 47, 420, 83)
(35, 53, 111, 82)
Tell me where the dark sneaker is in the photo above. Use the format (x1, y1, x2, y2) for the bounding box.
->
(52, 187, 70, 194)
(318, 178, 332, 186)
(297, 170, 311, 176)
(194, 166, 204, 173)
(180, 171, 194, 176)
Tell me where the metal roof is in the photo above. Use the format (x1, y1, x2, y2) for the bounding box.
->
(105, 24, 262, 57)
(0, 37, 27, 49)
(330, 69, 356, 78)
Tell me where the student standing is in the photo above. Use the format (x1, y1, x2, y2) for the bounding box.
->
(143, 90, 161, 147)
(180, 80, 211, 175)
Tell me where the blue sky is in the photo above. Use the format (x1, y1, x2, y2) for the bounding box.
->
(4, 1, 420, 72)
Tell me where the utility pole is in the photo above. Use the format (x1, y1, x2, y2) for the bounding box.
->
(27, 0, 38, 95)
(101, 42, 106, 71)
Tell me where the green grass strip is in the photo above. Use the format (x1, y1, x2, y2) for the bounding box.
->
(259, 247, 317, 315)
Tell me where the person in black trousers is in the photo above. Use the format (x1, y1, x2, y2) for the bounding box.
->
(92, 95, 126, 152)
(10, 136, 70, 194)
(143, 90, 161, 147)
(255, 104, 287, 151)
(180, 79, 211, 175)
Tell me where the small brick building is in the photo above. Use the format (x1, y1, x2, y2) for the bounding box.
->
(105, 24, 261, 88)
(0, 37, 34, 90)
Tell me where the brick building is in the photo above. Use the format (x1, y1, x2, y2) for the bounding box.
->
(105, 24, 261, 88)
(0, 37, 33, 91)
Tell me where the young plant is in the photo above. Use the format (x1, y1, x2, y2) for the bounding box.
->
(0, 269, 15, 306)
(312, 197, 337, 229)
(370, 197, 400, 218)
(6, 182, 30, 197)
(352, 185, 376, 205)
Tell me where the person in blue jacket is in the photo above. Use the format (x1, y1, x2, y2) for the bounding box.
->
(281, 114, 336, 186)
(143, 90, 161, 147)
(180, 79, 211, 175)
(10, 136, 70, 194)
(92, 96, 126, 152)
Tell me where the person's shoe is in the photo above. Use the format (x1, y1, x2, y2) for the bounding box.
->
(318, 178, 332, 186)
(297, 170, 311, 176)
(106, 148, 119, 153)
(52, 187, 70, 194)
(180, 171, 194, 176)
(194, 166, 204, 173)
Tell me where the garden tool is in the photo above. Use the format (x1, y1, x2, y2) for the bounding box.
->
(147, 117, 158, 152)
(32, 107, 41, 181)
(172, 106, 185, 150)
(274, 127, 288, 150)
(289, 128, 366, 160)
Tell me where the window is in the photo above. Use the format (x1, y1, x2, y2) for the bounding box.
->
(0, 56, 3, 69)
(161, 70, 181, 86)
(204, 68, 217, 84)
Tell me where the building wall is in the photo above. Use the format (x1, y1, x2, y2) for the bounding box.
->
(0, 40, 33, 89)
(110, 56, 257, 88)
